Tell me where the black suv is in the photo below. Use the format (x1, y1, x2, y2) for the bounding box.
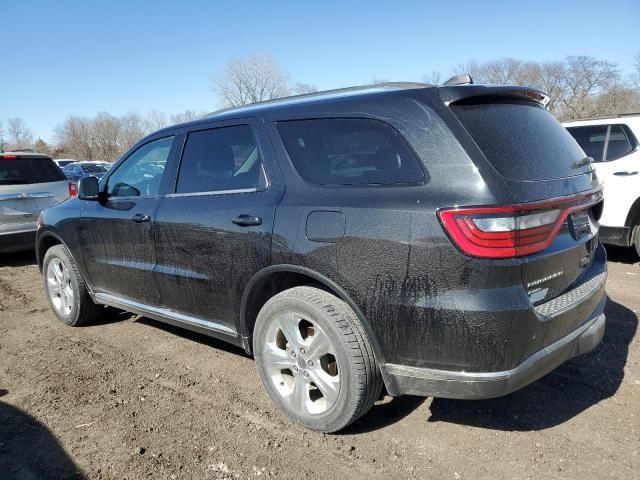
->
(37, 82, 607, 432)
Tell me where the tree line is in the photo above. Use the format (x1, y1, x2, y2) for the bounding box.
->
(2, 52, 638, 162)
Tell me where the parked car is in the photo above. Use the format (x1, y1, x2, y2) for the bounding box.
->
(36, 81, 607, 432)
(62, 161, 109, 183)
(54, 158, 78, 168)
(85, 160, 113, 170)
(1, 152, 75, 253)
(564, 114, 640, 256)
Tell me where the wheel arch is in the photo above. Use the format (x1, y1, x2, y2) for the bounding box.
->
(239, 264, 386, 365)
(36, 230, 67, 272)
(625, 196, 640, 229)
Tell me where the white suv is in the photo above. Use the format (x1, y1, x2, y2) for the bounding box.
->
(564, 114, 640, 256)
(0, 152, 75, 253)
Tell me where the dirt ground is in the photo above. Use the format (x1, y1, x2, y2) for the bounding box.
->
(0, 249, 638, 480)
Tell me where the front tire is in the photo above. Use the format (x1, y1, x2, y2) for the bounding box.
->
(253, 286, 382, 432)
(43, 245, 101, 326)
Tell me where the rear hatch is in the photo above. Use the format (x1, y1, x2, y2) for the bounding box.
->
(0, 155, 70, 234)
(444, 89, 603, 307)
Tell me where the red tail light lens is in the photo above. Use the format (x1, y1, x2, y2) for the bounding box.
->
(438, 191, 603, 259)
(68, 182, 78, 197)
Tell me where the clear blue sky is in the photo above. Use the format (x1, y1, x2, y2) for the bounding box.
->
(1, 0, 638, 142)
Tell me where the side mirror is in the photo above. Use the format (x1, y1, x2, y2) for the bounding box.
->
(78, 176, 100, 200)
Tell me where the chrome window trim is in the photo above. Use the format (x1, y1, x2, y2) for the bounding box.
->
(165, 187, 259, 198)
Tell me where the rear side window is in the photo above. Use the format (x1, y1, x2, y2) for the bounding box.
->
(566, 124, 637, 162)
(277, 118, 424, 185)
(176, 125, 267, 194)
(0, 157, 66, 185)
(451, 102, 590, 181)
(565, 125, 608, 162)
(606, 125, 634, 160)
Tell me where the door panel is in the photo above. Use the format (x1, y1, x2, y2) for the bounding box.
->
(80, 197, 160, 303)
(154, 191, 278, 326)
(79, 135, 176, 304)
(153, 121, 282, 328)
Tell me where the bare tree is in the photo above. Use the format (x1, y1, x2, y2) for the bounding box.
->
(92, 112, 121, 161)
(292, 82, 318, 95)
(561, 55, 619, 119)
(34, 138, 52, 156)
(212, 54, 291, 107)
(632, 51, 640, 89)
(55, 116, 93, 160)
(169, 109, 204, 124)
(146, 110, 168, 131)
(0, 121, 5, 151)
(421, 70, 442, 85)
(119, 113, 148, 153)
(7, 118, 33, 149)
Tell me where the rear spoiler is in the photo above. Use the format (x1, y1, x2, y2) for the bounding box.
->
(438, 85, 550, 108)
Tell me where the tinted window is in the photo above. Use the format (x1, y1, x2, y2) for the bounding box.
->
(606, 125, 634, 160)
(566, 125, 608, 162)
(0, 157, 66, 185)
(107, 136, 173, 197)
(451, 102, 591, 180)
(176, 125, 267, 194)
(277, 118, 424, 185)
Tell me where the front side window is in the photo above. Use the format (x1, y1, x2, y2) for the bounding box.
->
(566, 125, 608, 162)
(176, 125, 267, 194)
(277, 118, 424, 185)
(606, 125, 634, 160)
(107, 136, 173, 197)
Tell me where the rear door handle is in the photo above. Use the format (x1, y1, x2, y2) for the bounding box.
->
(613, 171, 638, 176)
(131, 213, 151, 223)
(232, 214, 262, 226)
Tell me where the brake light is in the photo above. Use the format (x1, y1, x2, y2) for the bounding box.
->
(1, 154, 17, 159)
(68, 182, 78, 197)
(438, 191, 603, 259)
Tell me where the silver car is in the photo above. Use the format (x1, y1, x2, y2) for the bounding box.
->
(1, 152, 73, 253)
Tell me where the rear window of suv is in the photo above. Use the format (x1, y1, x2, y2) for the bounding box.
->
(277, 118, 424, 185)
(451, 102, 591, 181)
(0, 157, 66, 185)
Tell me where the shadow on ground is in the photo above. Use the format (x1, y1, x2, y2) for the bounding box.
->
(0, 251, 37, 267)
(605, 245, 638, 264)
(426, 299, 636, 431)
(0, 389, 84, 479)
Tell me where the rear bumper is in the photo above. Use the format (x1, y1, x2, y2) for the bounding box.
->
(0, 228, 36, 254)
(381, 294, 606, 399)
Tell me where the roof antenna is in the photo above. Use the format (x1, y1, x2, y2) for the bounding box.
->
(443, 74, 474, 86)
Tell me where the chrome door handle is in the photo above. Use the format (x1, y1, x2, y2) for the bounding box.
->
(131, 213, 151, 223)
(232, 214, 262, 226)
(613, 171, 638, 176)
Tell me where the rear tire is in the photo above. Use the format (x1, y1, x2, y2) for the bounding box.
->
(633, 225, 640, 259)
(43, 245, 101, 326)
(253, 286, 382, 433)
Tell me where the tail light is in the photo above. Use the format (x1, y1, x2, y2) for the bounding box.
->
(438, 190, 603, 259)
(68, 182, 78, 197)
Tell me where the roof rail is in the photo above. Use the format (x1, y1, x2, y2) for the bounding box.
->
(206, 82, 432, 118)
(564, 112, 640, 122)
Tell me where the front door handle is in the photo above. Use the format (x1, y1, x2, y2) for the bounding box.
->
(613, 171, 638, 176)
(232, 214, 262, 226)
(131, 213, 151, 223)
